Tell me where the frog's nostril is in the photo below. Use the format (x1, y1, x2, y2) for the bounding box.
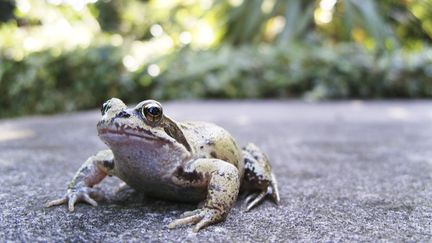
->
(117, 110, 131, 118)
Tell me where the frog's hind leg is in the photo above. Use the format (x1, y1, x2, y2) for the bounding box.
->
(242, 143, 280, 211)
(168, 158, 240, 232)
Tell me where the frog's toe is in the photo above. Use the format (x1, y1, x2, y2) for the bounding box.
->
(192, 213, 218, 233)
(270, 173, 280, 204)
(45, 196, 67, 208)
(80, 193, 98, 207)
(67, 194, 79, 211)
(168, 213, 202, 229)
(168, 208, 223, 232)
(244, 191, 267, 212)
(180, 209, 200, 218)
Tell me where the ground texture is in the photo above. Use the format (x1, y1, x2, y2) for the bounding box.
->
(0, 100, 431, 242)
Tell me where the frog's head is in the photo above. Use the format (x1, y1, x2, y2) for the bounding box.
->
(97, 98, 191, 157)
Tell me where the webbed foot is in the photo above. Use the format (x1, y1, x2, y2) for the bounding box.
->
(168, 207, 225, 233)
(45, 187, 103, 212)
(244, 173, 279, 211)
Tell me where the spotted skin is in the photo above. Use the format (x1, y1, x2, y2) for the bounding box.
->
(242, 143, 280, 211)
(46, 98, 279, 232)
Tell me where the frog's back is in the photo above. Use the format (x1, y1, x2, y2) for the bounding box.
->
(180, 121, 244, 177)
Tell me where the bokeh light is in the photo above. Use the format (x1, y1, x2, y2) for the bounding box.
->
(1, 0, 432, 117)
(315, 0, 337, 25)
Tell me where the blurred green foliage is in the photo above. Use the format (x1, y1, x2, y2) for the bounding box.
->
(152, 44, 432, 100)
(0, 0, 432, 117)
(2, 43, 432, 117)
(0, 45, 134, 117)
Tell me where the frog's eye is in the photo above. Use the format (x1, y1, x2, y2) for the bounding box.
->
(101, 101, 111, 115)
(142, 103, 163, 124)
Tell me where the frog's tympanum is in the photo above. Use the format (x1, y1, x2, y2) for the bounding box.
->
(46, 98, 280, 232)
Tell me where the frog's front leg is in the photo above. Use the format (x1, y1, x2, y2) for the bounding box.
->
(168, 158, 240, 232)
(45, 149, 115, 211)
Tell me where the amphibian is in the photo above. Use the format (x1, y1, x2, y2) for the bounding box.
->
(46, 98, 280, 232)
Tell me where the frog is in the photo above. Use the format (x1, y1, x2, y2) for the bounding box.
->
(46, 98, 280, 232)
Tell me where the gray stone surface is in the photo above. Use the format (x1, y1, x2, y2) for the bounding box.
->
(0, 100, 431, 242)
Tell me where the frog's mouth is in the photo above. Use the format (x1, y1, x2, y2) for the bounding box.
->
(97, 124, 172, 144)
(99, 128, 158, 141)
(97, 119, 192, 153)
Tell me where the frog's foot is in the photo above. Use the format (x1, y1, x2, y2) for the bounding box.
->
(242, 143, 280, 211)
(45, 187, 103, 212)
(244, 175, 279, 211)
(168, 207, 225, 233)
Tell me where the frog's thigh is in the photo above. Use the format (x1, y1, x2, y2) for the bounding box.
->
(200, 159, 239, 207)
(170, 158, 240, 231)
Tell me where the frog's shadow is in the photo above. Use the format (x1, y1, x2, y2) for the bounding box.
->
(100, 185, 196, 214)
(100, 184, 246, 214)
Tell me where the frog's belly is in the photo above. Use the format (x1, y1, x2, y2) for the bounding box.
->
(113, 160, 206, 203)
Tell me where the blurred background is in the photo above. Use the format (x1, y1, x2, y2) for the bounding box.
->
(0, 0, 431, 118)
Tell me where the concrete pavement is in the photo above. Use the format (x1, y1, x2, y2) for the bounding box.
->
(0, 100, 431, 242)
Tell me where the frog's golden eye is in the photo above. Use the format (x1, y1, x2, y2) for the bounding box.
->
(142, 103, 163, 124)
(101, 101, 111, 115)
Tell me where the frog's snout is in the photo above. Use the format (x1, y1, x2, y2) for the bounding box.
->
(115, 110, 131, 119)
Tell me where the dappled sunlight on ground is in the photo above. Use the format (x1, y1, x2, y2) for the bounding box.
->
(0, 125, 35, 142)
